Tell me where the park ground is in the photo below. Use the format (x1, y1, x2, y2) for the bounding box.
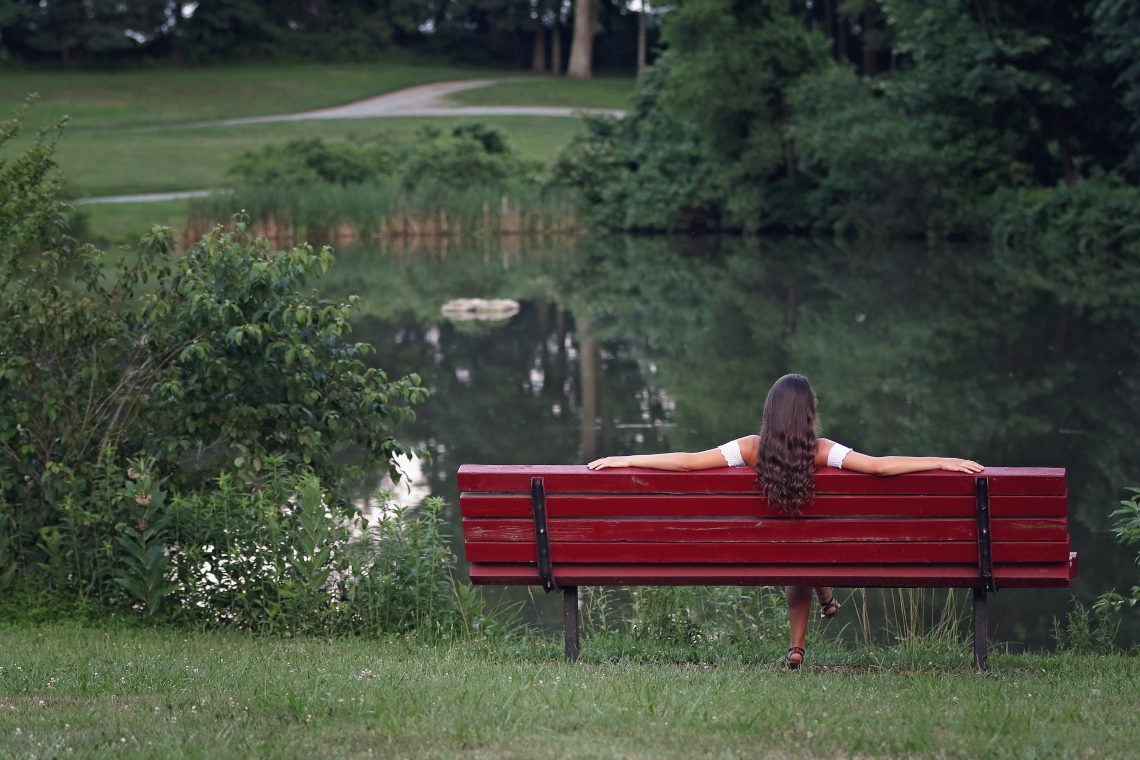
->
(0, 61, 635, 244)
(0, 625, 1137, 759)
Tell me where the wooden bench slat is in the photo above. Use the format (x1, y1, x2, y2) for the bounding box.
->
(462, 517, 1067, 544)
(467, 559, 1077, 588)
(463, 541, 1069, 565)
(460, 494, 1068, 519)
(457, 465, 1066, 496)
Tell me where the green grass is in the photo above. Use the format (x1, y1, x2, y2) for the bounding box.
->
(48, 115, 584, 197)
(445, 76, 636, 110)
(0, 63, 621, 239)
(75, 199, 192, 246)
(0, 61, 513, 132)
(47, 115, 585, 242)
(0, 625, 1136, 759)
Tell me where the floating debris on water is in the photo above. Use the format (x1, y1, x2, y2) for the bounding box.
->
(441, 298, 520, 321)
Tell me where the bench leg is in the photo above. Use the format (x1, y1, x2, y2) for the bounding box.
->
(564, 586, 580, 662)
(972, 587, 988, 670)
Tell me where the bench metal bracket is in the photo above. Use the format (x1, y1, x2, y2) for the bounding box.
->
(974, 477, 996, 592)
(531, 477, 559, 593)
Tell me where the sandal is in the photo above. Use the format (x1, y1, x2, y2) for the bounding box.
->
(819, 594, 841, 620)
(786, 646, 805, 669)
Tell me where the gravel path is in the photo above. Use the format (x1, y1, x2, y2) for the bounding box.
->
(78, 79, 624, 204)
(212, 78, 625, 125)
(73, 189, 221, 205)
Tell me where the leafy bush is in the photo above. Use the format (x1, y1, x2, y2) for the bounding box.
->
(208, 125, 549, 235)
(1096, 487, 1140, 615)
(789, 66, 967, 238)
(0, 452, 484, 636)
(551, 64, 729, 232)
(1053, 599, 1121, 654)
(396, 125, 537, 190)
(0, 108, 455, 633)
(227, 138, 393, 186)
(225, 125, 531, 193)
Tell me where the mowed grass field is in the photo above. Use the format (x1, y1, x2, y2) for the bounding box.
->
(0, 626, 1136, 759)
(0, 62, 508, 131)
(0, 63, 634, 243)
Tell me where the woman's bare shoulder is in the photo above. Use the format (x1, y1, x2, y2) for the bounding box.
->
(738, 434, 760, 466)
(815, 438, 842, 466)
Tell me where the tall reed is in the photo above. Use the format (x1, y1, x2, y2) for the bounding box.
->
(186, 181, 582, 247)
(850, 587, 968, 650)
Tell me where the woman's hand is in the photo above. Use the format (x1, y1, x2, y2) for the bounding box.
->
(587, 455, 633, 470)
(939, 458, 984, 473)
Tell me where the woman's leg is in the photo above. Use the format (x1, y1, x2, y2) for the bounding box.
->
(786, 585, 811, 664)
(816, 586, 840, 617)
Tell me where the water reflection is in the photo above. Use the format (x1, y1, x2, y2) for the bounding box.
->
(322, 235, 1140, 647)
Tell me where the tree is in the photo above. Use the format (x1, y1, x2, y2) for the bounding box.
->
(568, 0, 597, 79)
(13, 0, 172, 63)
(1093, 0, 1140, 173)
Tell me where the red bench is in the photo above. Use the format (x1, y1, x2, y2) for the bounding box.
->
(457, 464, 1077, 668)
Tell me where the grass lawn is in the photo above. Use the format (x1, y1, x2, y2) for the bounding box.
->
(444, 76, 636, 110)
(76, 199, 192, 246)
(51, 113, 585, 243)
(0, 63, 621, 241)
(0, 625, 1136, 759)
(0, 61, 513, 132)
(48, 115, 584, 198)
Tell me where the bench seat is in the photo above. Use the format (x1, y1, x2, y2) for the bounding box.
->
(457, 464, 1076, 668)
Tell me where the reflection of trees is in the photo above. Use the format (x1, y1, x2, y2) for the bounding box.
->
(322, 235, 1139, 644)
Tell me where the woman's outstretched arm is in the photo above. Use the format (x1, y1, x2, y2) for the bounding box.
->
(823, 441, 982, 475)
(587, 449, 731, 471)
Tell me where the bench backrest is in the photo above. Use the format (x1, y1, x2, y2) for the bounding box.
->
(457, 465, 1076, 589)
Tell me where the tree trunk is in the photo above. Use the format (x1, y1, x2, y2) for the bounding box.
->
(532, 24, 547, 71)
(1053, 107, 1076, 185)
(637, 7, 647, 78)
(836, 10, 848, 63)
(824, 0, 837, 61)
(861, 12, 877, 76)
(551, 20, 563, 75)
(567, 0, 596, 80)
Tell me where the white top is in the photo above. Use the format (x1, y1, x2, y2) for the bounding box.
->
(717, 439, 746, 468)
(717, 438, 854, 469)
(827, 442, 852, 469)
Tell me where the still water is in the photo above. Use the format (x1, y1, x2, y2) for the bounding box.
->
(322, 234, 1140, 648)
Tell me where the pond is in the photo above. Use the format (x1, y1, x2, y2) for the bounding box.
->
(321, 234, 1140, 649)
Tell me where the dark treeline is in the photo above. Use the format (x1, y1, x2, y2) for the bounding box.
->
(0, 0, 656, 73)
(554, 0, 1140, 252)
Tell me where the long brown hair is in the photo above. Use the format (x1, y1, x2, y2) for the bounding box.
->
(755, 374, 819, 515)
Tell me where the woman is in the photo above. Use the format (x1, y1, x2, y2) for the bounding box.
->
(587, 373, 983, 668)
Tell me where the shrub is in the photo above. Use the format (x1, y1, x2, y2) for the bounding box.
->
(0, 108, 440, 632)
(1096, 487, 1140, 615)
(396, 125, 537, 190)
(789, 66, 968, 238)
(227, 138, 393, 186)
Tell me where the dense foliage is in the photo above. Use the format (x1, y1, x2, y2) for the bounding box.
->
(556, 0, 1140, 243)
(196, 124, 575, 239)
(0, 1, 653, 70)
(1097, 488, 1140, 615)
(0, 111, 487, 634)
(225, 125, 536, 191)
